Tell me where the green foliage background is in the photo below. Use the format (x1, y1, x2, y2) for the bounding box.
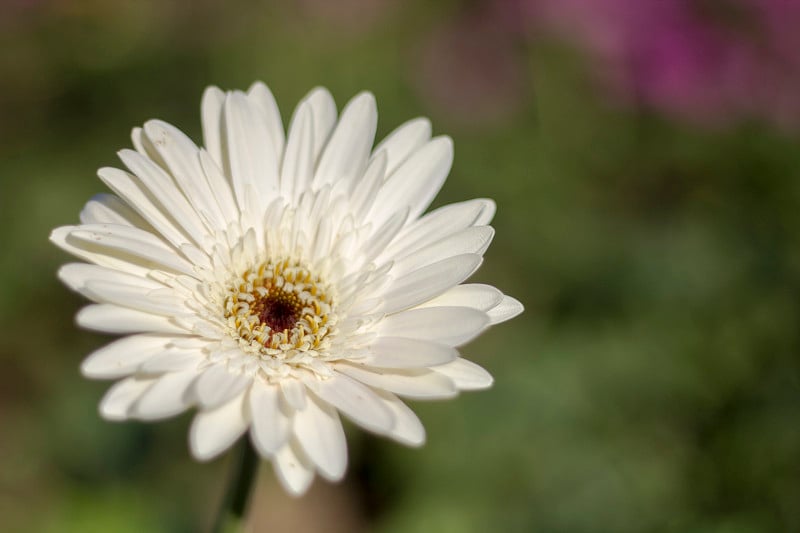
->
(2, 2, 800, 531)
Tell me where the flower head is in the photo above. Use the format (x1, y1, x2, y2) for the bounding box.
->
(51, 83, 522, 495)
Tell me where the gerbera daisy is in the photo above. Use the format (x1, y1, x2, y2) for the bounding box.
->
(51, 82, 523, 496)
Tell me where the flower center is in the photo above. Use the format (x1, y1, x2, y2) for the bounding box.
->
(252, 289, 302, 333)
(224, 260, 336, 354)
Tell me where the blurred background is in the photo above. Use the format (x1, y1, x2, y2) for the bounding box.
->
(2, 0, 800, 531)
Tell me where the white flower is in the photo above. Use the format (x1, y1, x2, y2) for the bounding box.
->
(51, 83, 523, 496)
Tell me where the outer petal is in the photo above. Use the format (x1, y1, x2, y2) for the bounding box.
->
(380, 199, 494, 263)
(379, 306, 489, 346)
(280, 378, 307, 411)
(380, 254, 483, 314)
(189, 391, 249, 461)
(416, 283, 503, 312)
(67, 223, 194, 275)
(390, 226, 494, 279)
(364, 337, 457, 368)
(76, 304, 188, 335)
(334, 363, 458, 400)
(249, 382, 290, 457)
(313, 91, 376, 190)
(194, 364, 253, 409)
(116, 149, 209, 248)
(280, 101, 315, 202)
(141, 120, 225, 231)
(273, 441, 315, 497)
(432, 358, 494, 391)
(487, 295, 525, 324)
(223, 91, 280, 209)
(373, 389, 426, 447)
(293, 392, 348, 481)
(99, 377, 154, 420)
(79, 193, 149, 228)
(51, 226, 149, 277)
(58, 263, 164, 294)
(80, 333, 177, 378)
(81, 280, 187, 316)
(302, 373, 395, 434)
(292, 86, 336, 163)
(139, 349, 204, 373)
(367, 136, 453, 228)
(372, 117, 432, 175)
(132, 370, 199, 420)
(247, 81, 285, 157)
(201, 86, 225, 165)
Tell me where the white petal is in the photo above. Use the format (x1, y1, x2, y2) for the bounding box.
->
(194, 364, 252, 409)
(433, 358, 493, 390)
(68, 223, 194, 276)
(247, 81, 285, 156)
(475, 198, 496, 225)
(249, 382, 290, 456)
(350, 151, 386, 222)
(272, 442, 315, 497)
(99, 377, 154, 420)
(334, 363, 457, 399)
(80, 193, 148, 228)
(96, 166, 193, 251)
(294, 87, 337, 163)
(373, 117, 432, 175)
(132, 370, 199, 420)
(51, 226, 148, 278)
(313, 91, 377, 190)
(359, 208, 408, 265)
(76, 304, 187, 335)
(201, 85, 225, 165)
(367, 136, 453, 228)
(280, 101, 315, 202)
(373, 390, 426, 447)
(139, 349, 203, 373)
(223, 91, 280, 208)
(141, 120, 224, 229)
(487, 295, 524, 324)
(380, 306, 489, 346)
(115, 150, 209, 247)
(303, 373, 394, 434)
(280, 379, 307, 411)
(198, 149, 240, 226)
(58, 263, 164, 294)
(131, 126, 148, 156)
(81, 333, 176, 379)
(82, 279, 187, 316)
(189, 391, 249, 461)
(364, 337, 457, 368)
(310, 206, 334, 264)
(293, 393, 348, 481)
(390, 226, 494, 278)
(381, 199, 494, 263)
(380, 254, 483, 314)
(416, 283, 503, 312)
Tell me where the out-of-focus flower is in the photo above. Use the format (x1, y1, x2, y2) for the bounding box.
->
(296, 0, 398, 33)
(51, 83, 523, 496)
(415, 4, 529, 127)
(526, 0, 800, 127)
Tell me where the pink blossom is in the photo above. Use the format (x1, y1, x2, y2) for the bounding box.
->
(526, 0, 800, 127)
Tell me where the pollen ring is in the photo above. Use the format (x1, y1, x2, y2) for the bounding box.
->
(224, 260, 335, 355)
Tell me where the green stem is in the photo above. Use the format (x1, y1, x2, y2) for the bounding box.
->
(211, 438, 259, 533)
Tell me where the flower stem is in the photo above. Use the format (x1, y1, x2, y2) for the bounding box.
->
(212, 438, 259, 533)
